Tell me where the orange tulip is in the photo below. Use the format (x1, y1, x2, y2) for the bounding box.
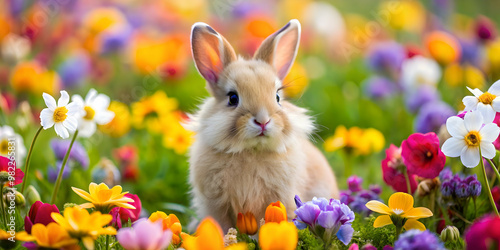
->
(182, 217, 246, 250)
(265, 201, 287, 223)
(425, 31, 461, 65)
(236, 212, 258, 235)
(149, 211, 182, 245)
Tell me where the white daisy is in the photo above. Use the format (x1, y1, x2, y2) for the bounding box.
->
(0, 125, 26, 164)
(40, 90, 80, 139)
(441, 111, 500, 168)
(72, 89, 115, 138)
(462, 79, 500, 123)
(401, 56, 441, 90)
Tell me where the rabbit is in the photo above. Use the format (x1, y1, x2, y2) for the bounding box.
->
(188, 19, 339, 232)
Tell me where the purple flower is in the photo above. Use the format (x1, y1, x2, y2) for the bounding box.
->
(369, 185, 382, 195)
(58, 52, 91, 89)
(47, 161, 71, 182)
(117, 219, 172, 250)
(51, 139, 89, 169)
(455, 182, 469, 198)
(366, 42, 406, 75)
(441, 181, 453, 197)
(363, 76, 398, 100)
(414, 101, 455, 133)
(294, 196, 355, 245)
(347, 176, 363, 192)
(100, 26, 133, 54)
(339, 191, 353, 205)
(405, 86, 440, 113)
(394, 230, 445, 250)
(459, 39, 481, 67)
(439, 168, 453, 181)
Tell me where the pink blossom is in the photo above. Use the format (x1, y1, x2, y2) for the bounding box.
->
(401, 133, 446, 179)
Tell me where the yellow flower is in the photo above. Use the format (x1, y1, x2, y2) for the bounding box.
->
(365, 192, 433, 231)
(131, 91, 178, 133)
(425, 31, 461, 65)
(81, 7, 127, 53)
(259, 221, 298, 250)
(357, 128, 385, 155)
(324, 126, 384, 155)
(182, 217, 246, 250)
(51, 206, 116, 250)
(10, 61, 60, 95)
(380, 0, 425, 33)
(149, 211, 183, 245)
(162, 113, 194, 155)
(98, 101, 131, 138)
(237, 212, 258, 235)
(265, 201, 288, 223)
(20, 223, 80, 249)
(72, 182, 135, 212)
(444, 63, 485, 89)
(283, 62, 309, 98)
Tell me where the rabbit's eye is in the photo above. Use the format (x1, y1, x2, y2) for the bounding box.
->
(228, 92, 239, 106)
(276, 93, 280, 103)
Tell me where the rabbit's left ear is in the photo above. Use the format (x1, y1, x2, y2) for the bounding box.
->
(254, 19, 301, 80)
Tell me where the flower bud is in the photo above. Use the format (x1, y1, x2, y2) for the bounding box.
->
(468, 180, 482, 197)
(265, 201, 287, 223)
(455, 182, 468, 198)
(440, 225, 460, 242)
(417, 178, 441, 197)
(14, 190, 25, 207)
(237, 212, 258, 235)
(0, 171, 10, 184)
(441, 181, 453, 197)
(25, 185, 41, 205)
(347, 176, 363, 192)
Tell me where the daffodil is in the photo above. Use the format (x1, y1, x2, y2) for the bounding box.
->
(182, 217, 246, 250)
(441, 111, 500, 167)
(72, 89, 114, 138)
(463, 80, 500, 123)
(21, 222, 79, 249)
(40, 90, 81, 139)
(365, 192, 433, 236)
(72, 182, 135, 213)
(259, 221, 298, 250)
(51, 206, 116, 250)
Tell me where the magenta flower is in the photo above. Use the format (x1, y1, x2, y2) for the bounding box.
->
(401, 133, 446, 179)
(117, 219, 172, 250)
(110, 193, 142, 228)
(381, 144, 418, 193)
(24, 201, 60, 234)
(465, 215, 500, 249)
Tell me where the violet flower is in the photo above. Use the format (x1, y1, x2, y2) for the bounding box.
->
(117, 219, 172, 250)
(414, 101, 455, 133)
(366, 41, 406, 76)
(394, 230, 445, 250)
(363, 76, 398, 100)
(51, 139, 89, 169)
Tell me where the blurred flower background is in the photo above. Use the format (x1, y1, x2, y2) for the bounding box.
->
(2, 0, 500, 249)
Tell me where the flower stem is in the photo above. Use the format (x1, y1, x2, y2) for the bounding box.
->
(21, 126, 43, 194)
(486, 158, 500, 186)
(403, 167, 412, 195)
(50, 130, 78, 204)
(0, 185, 7, 230)
(479, 151, 499, 216)
(106, 235, 110, 250)
(395, 225, 402, 239)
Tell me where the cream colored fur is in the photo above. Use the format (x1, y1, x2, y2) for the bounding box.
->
(189, 20, 338, 232)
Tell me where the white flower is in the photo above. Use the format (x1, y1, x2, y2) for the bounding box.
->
(441, 111, 500, 168)
(72, 89, 115, 138)
(462, 80, 500, 123)
(40, 91, 80, 139)
(401, 56, 441, 90)
(0, 125, 26, 165)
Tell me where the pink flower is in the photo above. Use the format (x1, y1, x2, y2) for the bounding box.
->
(381, 145, 418, 193)
(401, 133, 446, 179)
(117, 219, 172, 250)
(110, 193, 142, 228)
(465, 215, 500, 249)
(0, 156, 24, 187)
(24, 201, 60, 234)
(492, 113, 500, 150)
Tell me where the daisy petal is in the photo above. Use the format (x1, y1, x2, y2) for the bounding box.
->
(94, 110, 114, 124)
(63, 116, 78, 132)
(480, 142, 496, 159)
(488, 80, 500, 95)
(373, 215, 392, 228)
(441, 137, 466, 157)
(403, 219, 426, 231)
(365, 201, 392, 215)
(78, 121, 96, 138)
(462, 96, 478, 110)
(464, 111, 483, 132)
(54, 123, 69, 139)
(461, 146, 480, 168)
(72, 94, 85, 106)
(94, 94, 111, 109)
(85, 88, 98, 103)
(66, 102, 82, 116)
(58, 90, 70, 107)
(42, 93, 57, 110)
(480, 123, 500, 143)
(467, 87, 483, 98)
(446, 116, 467, 138)
(492, 98, 500, 113)
(40, 108, 55, 129)
(477, 103, 495, 124)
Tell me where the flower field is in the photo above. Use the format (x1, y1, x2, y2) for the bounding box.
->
(2, 0, 500, 249)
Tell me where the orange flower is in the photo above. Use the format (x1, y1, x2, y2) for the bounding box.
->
(236, 212, 258, 235)
(149, 211, 182, 245)
(425, 31, 461, 65)
(265, 201, 287, 223)
(182, 217, 246, 250)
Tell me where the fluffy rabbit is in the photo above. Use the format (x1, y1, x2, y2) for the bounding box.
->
(188, 19, 338, 231)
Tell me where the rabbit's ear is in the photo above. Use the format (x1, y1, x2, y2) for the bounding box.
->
(254, 19, 301, 80)
(191, 22, 236, 88)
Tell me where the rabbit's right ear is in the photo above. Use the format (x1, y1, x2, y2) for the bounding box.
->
(191, 23, 236, 89)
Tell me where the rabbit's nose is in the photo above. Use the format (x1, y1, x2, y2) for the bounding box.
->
(254, 119, 270, 131)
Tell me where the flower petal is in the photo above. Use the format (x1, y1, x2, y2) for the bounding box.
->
(388, 192, 414, 212)
(467, 87, 483, 98)
(63, 116, 78, 132)
(54, 123, 69, 139)
(58, 90, 70, 107)
(71, 187, 94, 202)
(462, 96, 478, 110)
(477, 103, 495, 124)
(480, 123, 500, 143)
(480, 141, 496, 160)
(40, 108, 55, 129)
(373, 215, 393, 228)
(93, 93, 111, 109)
(94, 110, 115, 124)
(403, 219, 426, 231)
(365, 201, 392, 215)
(42, 93, 57, 110)
(441, 137, 466, 157)
(403, 207, 433, 219)
(461, 146, 480, 168)
(336, 224, 354, 245)
(492, 98, 500, 113)
(464, 111, 483, 132)
(446, 116, 467, 139)
(72, 94, 85, 107)
(85, 88, 98, 103)
(488, 80, 500, 95)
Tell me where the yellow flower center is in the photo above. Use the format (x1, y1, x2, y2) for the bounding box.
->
(53, 107, 68, 123)
(478, 92, 496, 105)
(465, 131, 481, 147)
(0, 140, 8, 154)
(84, 106, 95, 120)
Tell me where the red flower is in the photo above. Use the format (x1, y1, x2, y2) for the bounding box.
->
(381, 144, 417, 193)
(110, 193, 142, 228)
(401, 133, 446, 179)
(0, 156, 24, 187)
(465, 215, 500, 249)
(24, 201, 60, 234)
